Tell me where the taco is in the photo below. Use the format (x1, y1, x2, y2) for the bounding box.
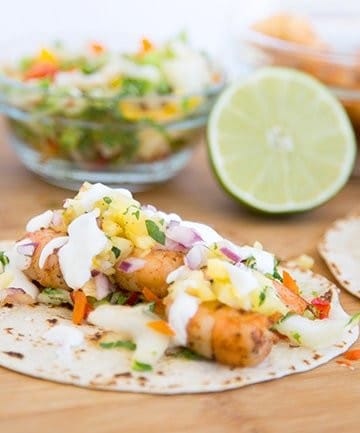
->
(318, 215, 360, 298)
(0, 182, 358, 394)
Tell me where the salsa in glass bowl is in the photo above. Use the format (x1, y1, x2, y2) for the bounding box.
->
(0, 35, 223, 190)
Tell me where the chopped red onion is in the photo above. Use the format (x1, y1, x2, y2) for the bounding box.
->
(94, 273, 111, 300)
(166, 222, 203, 248)
(141, 204, 157, 213)
(185, 244, 208, 270)
(16, 242, 38, 257)
(163, 237, 187, 252)
(118, 257, 146, 273)
(220, 246, 241, 263)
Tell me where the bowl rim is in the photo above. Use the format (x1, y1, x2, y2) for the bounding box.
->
(0, 71, 225, 103)
(242, 27, 358, 66)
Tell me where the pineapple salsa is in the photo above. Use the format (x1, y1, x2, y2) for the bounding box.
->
(0, 35, 222, 164)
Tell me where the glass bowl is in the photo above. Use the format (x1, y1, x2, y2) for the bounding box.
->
(237, 11, 360, 137)
(0, 74, 223, 190)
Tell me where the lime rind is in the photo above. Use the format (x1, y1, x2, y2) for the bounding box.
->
(207, 67, 356, 214)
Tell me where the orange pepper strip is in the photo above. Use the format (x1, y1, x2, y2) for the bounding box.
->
(344, 349, 360, 361)
(71, 290, 88, 325)
(141, 38, 154, 53)
(142, 287, 165, 316)
(142, 286, 161, 303)
(283, 270, 300, 295)
(90, 42, 105, 54)
(147, 320, 175, 336)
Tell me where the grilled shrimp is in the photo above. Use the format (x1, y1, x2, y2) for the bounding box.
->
(21, 229, 184, 295)
(186, 303, 275, 367)
(114, 249, 184, 297)
(23, 229, 68, 290)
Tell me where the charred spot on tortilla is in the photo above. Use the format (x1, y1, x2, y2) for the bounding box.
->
(3, 351, 24, 359)
(4, 303, 13, 308)
(115, 372, 132, 378)
(46, 318, 58, 325)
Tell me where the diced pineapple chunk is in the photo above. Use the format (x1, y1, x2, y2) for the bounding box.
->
(212, 281, 244, 309)
(0, 271, 13, 289)
(250, 284, 289, 316)
(206, 258, 230, 280)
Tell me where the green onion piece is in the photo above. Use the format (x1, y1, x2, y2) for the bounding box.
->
(132, 360, 153, 372)
(110, 292, 128, 305)
(174, 347, 203, 360)
(100, 340, 136, 350)
(346, 312, 360, 327)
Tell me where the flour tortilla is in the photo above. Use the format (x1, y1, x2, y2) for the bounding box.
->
(0, 242, 358, 394)
(318, 215, 360, 298)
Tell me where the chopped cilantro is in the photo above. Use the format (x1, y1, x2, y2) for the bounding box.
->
(110, 292, 128, 305)
(100, 340, 136, 350)
(123, 204, 139, 215)
(259, 288, 266, 306)
(132, 360, 153, 372)
(111, 246, 121, 259)
(132, 209, 140, 220)
(291, 332, 301, 344)
(145, 220, 165, 245)
(273, 268, 283, 282)
(103, 196, 112, 204)
(245, 256, 256, 269)
(0, 251, 10, 267)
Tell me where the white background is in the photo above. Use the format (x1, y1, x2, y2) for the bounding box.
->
(1, 1, 359, 66)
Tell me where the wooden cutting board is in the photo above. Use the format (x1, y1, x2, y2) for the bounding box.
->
(0, 118, 360, 433)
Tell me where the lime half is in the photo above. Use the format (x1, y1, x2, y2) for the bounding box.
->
(207, 67, 356, 213)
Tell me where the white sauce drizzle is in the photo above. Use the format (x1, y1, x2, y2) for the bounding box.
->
(58, 209, 107, 289)
(223, 262, 259, 310)
(0, 244, 39, 298)
(237, 246, 275, 275)
(13, 238, 33, 270)
(26, 210, 53, 232)
(182, 221, 222, 245)
(168, 292, 199, 346)
(43, 324, 84, 360)
(64, 183, 134, 212)
(38, 236, 69, 269)
(88, 304, 170, 365)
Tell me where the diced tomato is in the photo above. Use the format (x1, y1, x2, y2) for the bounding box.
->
(24, 62, 58, 80)
(311, 297, 331, 319)
(344, 349, 360, 361)
(125, 291, 139, 306)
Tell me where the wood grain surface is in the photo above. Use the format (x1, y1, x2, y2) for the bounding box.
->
(0, 117, 360, 433)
